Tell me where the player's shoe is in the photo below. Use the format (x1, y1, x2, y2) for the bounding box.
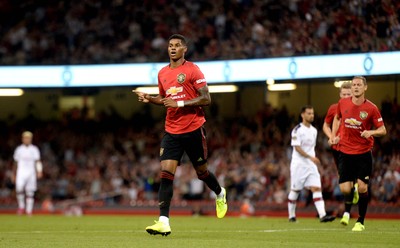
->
(289, 217, 297, 223)
(320, 215, 335, 222)
(145, 221, 171, 236)
(216, 187, 227, 218)
(352, 183, 359, 204)
(17, 208, 24, 215)
(340, 215, 350, 226)
(352, 222, 365, 232)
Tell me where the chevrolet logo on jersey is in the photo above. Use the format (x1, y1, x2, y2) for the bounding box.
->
(344, 118, 362, 126)
(166, 86, 183, 96)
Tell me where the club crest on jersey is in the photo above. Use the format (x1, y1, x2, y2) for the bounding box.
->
(177, 73, 186, 84)
(359, 111, 368, 120)
(160, 148, 164, 156)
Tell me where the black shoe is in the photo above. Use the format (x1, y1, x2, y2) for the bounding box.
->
(289, 217, 297, 222)
(320, 215, 335, 222)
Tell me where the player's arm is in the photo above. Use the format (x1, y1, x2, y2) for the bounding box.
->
(133, 90, 164, 105)
(36, 160, 43, 179)
(12, 161, 17, 184)
(162, 85, 211, 108)
(329, 115, 340, 145)
(322, 121, 332, 139)
(360, 125, 387, 138)
(294, 146, 321, 165)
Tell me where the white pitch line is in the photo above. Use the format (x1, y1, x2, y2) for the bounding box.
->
(1, 228, 398, 235)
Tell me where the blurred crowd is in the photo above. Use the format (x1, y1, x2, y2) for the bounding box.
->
(0, 98, 399, 208)
(0, 0, 400, 65)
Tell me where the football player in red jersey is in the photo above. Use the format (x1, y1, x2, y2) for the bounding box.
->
(134, 34, 227, 236)
(322, 81, 352, 225)
(330, 76, 386, 231)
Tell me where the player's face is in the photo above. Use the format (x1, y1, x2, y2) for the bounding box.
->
(302, 108, 314, 123)
(168, 39, 187, 61)
(351, 78, 367, 98)
(22, 136, 32, 145)
(339, 88, 352, 98)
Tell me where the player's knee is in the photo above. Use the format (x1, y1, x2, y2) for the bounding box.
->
(26, 191, 35, 198)
(358, 183, 368, 193)
(310, 187, 321, 192)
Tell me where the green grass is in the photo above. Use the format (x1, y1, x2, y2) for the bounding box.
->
(0, 215, 399, 248)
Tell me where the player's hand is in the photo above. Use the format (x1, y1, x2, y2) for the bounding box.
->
(360, 130, 372, 138)
(161, 97, 178, 108)
(310, 156, 321, 166)
(328, 136, 340, 145)
(132, 90, 149, 103)
(37, 171, 43, 179)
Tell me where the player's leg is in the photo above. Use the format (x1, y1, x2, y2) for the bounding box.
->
(288, 190, 299, 222)
(146, 133, 182, 236)
(15, 175, 25, 215)
(25, 174, 37, 216)
(184, 127, 227, 218)
(288, 164, 305, 222)
(352, 152, 372, 232)
(338, 153, 357, 225)
(307, 167, 335, 222)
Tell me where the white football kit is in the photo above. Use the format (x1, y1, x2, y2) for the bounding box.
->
(290, 123, 321, 190)
(14, 144, 41, 192)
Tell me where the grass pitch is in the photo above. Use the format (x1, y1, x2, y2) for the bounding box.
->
(0, 215, 399, 248)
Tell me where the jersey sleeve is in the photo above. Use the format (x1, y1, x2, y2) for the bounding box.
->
(34, 146, 41, 161)
(13, 147, 20, 162)
(324, 104, 336, 124)
(291, 126, 302, 147)
(372, 106, 385, 128)
(336, 100, 342, 119)
(158, 71, 166, 97)
(191, 64, 207, 90)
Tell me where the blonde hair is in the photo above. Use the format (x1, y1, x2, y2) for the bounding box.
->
(22, 131, 33, 138)
(340, 81, 352, 90)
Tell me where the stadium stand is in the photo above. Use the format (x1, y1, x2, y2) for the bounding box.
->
(0, 101, 398, 210)
(0, 0, 399, 214)
(0, 0, 399, 65)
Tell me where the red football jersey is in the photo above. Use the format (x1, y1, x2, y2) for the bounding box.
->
(324, 103, 340, 150)
(158, 60, 207, 134)
(336, 97, 385, 154)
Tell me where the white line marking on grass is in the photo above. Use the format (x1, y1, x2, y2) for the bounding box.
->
(260, 228, 342, 233)
(3, 228, 398, 235)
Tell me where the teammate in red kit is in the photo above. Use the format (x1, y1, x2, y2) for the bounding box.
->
(322, 81, 352, 225)
(134, 34, 227, 236)
(330, 76, 386, 231)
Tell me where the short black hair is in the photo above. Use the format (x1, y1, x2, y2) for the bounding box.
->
(168, 34, 187, 46)
(300, 105, 313, 114)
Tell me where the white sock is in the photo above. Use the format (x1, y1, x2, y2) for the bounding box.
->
(343, 212, 350, 218)
(17, 192, 25, 209)
(313, 192, 326, 218)
(288, 191, 299, 218)
(159, 216, 169, 226)
(26, 197, 34, 215)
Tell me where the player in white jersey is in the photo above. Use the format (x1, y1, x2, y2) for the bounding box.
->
(288, 105, 335, 223)
(13, 131, 42, 215)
